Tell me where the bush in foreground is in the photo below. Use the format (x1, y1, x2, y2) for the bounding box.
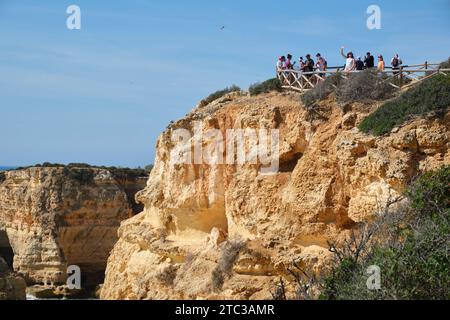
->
(319, 165, 450, 300)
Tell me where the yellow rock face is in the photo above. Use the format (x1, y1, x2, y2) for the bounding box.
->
(101, 92, 450, 300)
(0, 167, 146, 287)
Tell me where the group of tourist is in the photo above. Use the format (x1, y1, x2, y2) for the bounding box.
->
(339, 47, 403, 72)
(277, 53, 328, 73)
(277, 47, 403, 74)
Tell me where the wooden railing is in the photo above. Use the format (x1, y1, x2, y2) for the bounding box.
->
(276, 62, 450, 92)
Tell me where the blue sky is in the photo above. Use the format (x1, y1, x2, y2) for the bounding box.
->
(1, 0, 449, 167)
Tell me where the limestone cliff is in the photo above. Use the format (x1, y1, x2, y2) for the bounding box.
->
(0, 166, 146, 291)
(101, 91, 449, 300)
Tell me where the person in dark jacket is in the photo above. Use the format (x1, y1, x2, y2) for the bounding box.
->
(303, 54, 315, 72)
(356, 57, 364, 70)
(364, 52, 375, 68)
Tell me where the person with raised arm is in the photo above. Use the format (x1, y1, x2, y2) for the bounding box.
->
(340, 46, 356, 72)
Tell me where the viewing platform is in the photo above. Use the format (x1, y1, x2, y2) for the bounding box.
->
(276, 62, 450, 92)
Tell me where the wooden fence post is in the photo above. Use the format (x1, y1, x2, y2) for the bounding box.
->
(400, 66, 403, 86)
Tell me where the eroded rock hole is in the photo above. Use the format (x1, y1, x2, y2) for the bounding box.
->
(279, 153, 303, 172)
(0, 230, 14, 270)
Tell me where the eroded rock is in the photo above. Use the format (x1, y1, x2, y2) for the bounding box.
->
(101, 92, 449, 300)
(0, 166, 146, 294)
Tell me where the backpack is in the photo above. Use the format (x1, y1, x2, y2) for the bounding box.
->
(392, 57, 399, 67)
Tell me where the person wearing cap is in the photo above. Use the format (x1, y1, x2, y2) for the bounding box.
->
(356, 57, 364, 71)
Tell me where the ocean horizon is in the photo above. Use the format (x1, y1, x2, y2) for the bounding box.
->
(0, 166, 16, 171)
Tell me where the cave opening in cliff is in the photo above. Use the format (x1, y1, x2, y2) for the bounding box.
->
(279, 152, 303, 172)
(0, 230, 14, 270)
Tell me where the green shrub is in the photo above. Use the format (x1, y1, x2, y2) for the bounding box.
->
(14, 162, 150, 178)
(359, 73, 450, 135)
(320, 165, 450, 300)
(200, 85, 241, 106)
(67, 163, 92, 168)
(63, 167, 95, 185)
(406, 165, 450, 213)
(15, 163, 62, 170)
(249, 78, 282, 96)
(108, 167, 148, 180)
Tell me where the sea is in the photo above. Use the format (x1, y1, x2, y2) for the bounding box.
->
(0, 166, 16, 171)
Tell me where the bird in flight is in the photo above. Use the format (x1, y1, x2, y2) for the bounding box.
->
(220, 26, 225, 30)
